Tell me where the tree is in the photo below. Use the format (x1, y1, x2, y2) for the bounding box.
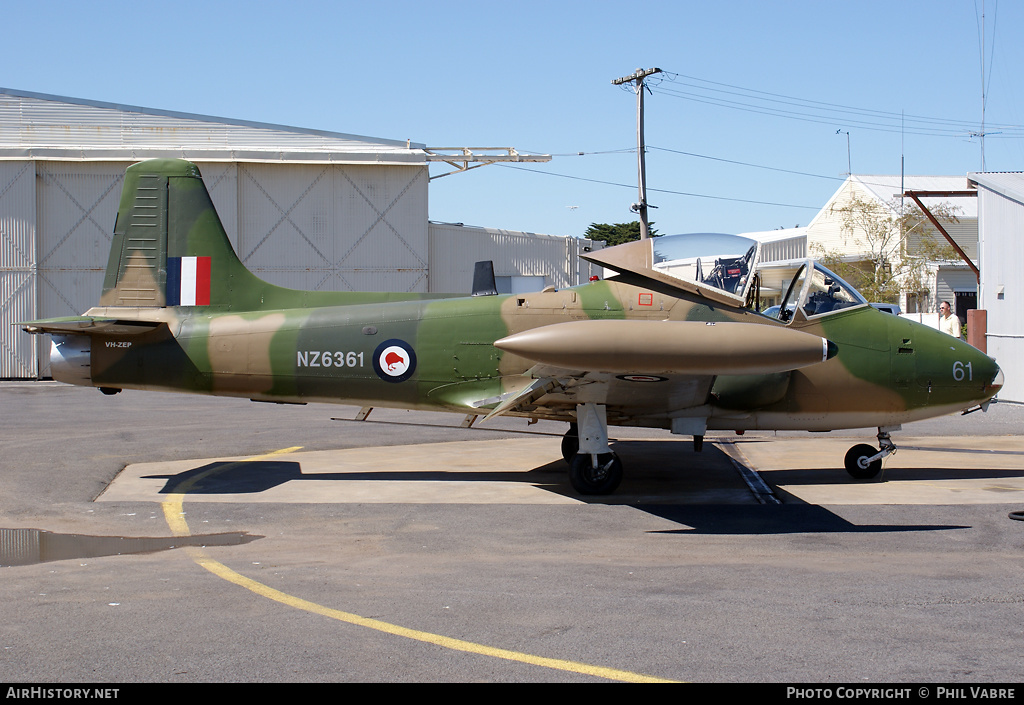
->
(811, 194, 960, 304)
(583, 221, 659, 247)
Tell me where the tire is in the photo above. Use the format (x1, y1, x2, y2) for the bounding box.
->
(561, 425, 579, 464)
(845, 443, 882, 480)
(569, 453, 623, 495)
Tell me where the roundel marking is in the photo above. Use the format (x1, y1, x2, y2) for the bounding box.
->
(615, 374, 668, 383)
(373, 339, 417, 383)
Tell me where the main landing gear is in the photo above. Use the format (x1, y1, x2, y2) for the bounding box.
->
(844, 426, 899, 480)
(562, 405, 623, 495)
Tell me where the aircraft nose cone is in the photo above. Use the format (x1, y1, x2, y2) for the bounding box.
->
(965, 350, 1003, 406)
(989, 365, 1004, 394)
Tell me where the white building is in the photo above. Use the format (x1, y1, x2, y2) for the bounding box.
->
(740, 228, 808, 309)
(969, 172, 1024, 402)
(804, 175, 977, 317)
(0, 88, 599, 378)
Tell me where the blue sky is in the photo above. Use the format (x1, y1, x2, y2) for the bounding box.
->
(5, 0, 1022, 238)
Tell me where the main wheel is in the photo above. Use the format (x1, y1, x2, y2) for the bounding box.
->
(561, 424, 579, 464)
(569, 452, 623, 495)
(845, 443, 882, 480)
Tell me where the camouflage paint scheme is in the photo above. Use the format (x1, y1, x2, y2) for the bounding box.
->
(22, 159, 1003, 494)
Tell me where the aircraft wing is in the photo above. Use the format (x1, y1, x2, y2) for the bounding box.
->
(471, 366, 715, 424)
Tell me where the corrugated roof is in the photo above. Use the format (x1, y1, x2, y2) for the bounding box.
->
(968, 172, 1024, 205)
(0, 87, 426, 164)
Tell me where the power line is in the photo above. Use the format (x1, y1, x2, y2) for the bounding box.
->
(526, 140, 973, 195)
(496, 163, 820, 210)
(652, 71, 1024, 139)
(648, 146, 846, 182)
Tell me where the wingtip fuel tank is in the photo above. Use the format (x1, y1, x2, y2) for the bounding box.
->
(494, 319, 836, 376)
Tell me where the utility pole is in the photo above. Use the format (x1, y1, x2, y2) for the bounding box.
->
(613, 67, 661, 239)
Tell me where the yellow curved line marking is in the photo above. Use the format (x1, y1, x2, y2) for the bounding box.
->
(161, 446, 675, 683)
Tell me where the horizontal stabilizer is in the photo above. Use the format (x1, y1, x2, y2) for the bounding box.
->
(494, 319, 836, 376)
(20, 316, 164, 337)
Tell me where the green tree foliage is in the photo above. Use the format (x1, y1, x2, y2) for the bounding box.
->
(583, 221, 659, 246)
(811, 195, 960, 304)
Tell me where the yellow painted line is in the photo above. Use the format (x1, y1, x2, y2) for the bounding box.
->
(161, 446, 675, 683)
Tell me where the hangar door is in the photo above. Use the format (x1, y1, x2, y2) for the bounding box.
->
(235, 163, 429, 293)
(1, 160, 429, 378)
(1, 161, 129, 378)
(0, 161, 38, 378)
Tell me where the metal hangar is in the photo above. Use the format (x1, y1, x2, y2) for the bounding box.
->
(0, 88, 599, 378)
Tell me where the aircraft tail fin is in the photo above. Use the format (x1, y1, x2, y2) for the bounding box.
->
(100, 159, 263, 310)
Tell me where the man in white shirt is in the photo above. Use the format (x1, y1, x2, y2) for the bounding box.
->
(939, 301, 961, 338)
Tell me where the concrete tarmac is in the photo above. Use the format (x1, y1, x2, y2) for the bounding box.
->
(2, 382, 1023, 683)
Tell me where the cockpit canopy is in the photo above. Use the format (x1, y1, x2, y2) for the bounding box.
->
(582, 232, 870, 321)
(771, 261, 867, 321)
(651, 233, 758, 299)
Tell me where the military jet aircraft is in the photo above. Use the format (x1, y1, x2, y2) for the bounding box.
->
(21, 159, 1003, 495)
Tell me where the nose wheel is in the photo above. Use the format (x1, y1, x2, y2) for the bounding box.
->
(844, 444, 883, 479)
(844, 427, 898, 480)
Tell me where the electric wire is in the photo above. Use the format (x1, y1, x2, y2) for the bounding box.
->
(652, 71, 1024, 139)
(496, 163, 820, 210)
(528, 144, 918, 194)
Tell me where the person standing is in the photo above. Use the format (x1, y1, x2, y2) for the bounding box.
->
(939, 301, 961, 338)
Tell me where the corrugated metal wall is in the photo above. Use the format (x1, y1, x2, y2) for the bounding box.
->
(427, 223, 601, 294)
(0, 160, 430, 378)
(238, 164, 428, 292)
(0, 161, 38, 378)
(35, 162, 129, 376)
(978, 185, 1024, 401)
(758, 234, 806, 263)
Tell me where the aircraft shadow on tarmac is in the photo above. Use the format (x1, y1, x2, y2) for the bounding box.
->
(145, 459, 568, 495)
(145, 440, 743, 499)
(639, 505, 968, 535)
(143, 440, 978, 535)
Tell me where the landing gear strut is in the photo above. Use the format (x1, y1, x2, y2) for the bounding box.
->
(565, 404, 623, 495)
(844, 426, 899, 480)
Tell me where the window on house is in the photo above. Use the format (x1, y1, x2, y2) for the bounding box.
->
(906, 291, 930, 314)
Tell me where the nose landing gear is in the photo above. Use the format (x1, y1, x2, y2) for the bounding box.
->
(844, 426, 899, 480)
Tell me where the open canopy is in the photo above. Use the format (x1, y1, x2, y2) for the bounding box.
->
(582, 232, 869, 319)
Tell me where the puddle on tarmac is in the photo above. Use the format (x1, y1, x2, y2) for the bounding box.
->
(0, 528, 261, 567)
